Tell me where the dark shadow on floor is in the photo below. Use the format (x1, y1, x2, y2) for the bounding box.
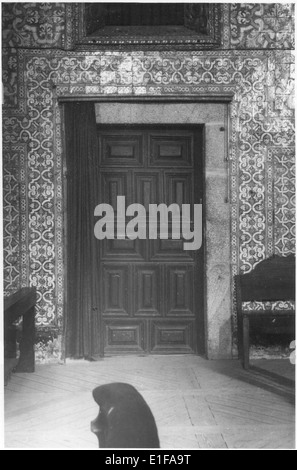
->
(4, 358, 18, 386)
(201, 359, 295, 405)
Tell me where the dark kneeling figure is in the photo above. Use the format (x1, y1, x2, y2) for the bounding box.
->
(91, 382, 160, 448)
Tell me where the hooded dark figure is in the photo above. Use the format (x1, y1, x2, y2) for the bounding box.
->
(91, 382, 160, 448)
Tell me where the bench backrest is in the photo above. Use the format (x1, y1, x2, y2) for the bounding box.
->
(236, 255, 295, 302)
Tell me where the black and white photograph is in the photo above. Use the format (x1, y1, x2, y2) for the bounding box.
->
(1, 1, 295, 451)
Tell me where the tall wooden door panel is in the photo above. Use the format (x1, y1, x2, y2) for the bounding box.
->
(97, 126, 204, 355)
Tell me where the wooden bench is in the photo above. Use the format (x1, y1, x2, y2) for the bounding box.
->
(4, 287, 37, 375)
(235, 255, 295, 369)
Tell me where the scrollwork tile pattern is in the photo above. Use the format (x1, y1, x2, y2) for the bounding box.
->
(230, 3, 294, 49)
(2, 2, 66, 49)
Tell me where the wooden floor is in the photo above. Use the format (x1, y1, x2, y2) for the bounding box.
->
(4, 356, 295, 449)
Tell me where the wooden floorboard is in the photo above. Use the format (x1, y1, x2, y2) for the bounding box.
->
(4, 356, 295, 449)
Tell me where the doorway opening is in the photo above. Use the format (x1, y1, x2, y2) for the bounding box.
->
(64, 100, 231, 360)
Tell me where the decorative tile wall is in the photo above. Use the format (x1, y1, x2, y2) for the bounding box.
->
(273, 147, 295, 255)
(2, 4, 295, 352)
(230, 3, 295, 49)
(2, 2, 66, 49)
(3, 144, 21, 294)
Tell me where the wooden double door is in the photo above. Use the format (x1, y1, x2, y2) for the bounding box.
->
(96, 125, 204, 355)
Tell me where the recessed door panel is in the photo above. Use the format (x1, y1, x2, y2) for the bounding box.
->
(101, 237, 146, 261)
(134, 172, 162, 210)
(166, 265, 194, 317)
(104, 320, 146, 354)
(149, 238, 195, 261)
(165, 171, 193, 206)
(100, 132, 143, 167)
(134, 265, 161, 317)
(100, 171, 131, 206)
(150, 320, 195, 353)
(102, 264, 130, 316)
(149, 133, 193, 167)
